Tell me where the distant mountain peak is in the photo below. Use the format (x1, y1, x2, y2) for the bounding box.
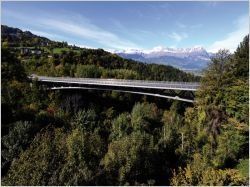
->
(114, 46, 214, 71)
(114, 46, 208, 55)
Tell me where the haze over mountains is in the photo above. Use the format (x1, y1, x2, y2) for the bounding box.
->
(114, 46, 214, 71)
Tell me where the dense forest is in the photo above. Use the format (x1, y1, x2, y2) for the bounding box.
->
(1, 25, 249, 186)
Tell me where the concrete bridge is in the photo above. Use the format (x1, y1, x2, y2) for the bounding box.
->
(29, 75, 200, 103)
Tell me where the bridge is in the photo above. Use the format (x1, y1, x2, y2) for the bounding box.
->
(29, 75, 200, 103)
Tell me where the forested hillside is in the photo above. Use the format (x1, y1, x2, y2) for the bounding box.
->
(1, 24, 249, 186)
(1, 25, 199, 82)
(1, 25, 52, 47)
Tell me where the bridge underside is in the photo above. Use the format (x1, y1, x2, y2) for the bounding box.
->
(40, 81, 196, 103)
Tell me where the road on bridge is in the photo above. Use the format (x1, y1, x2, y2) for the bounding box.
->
(30, 75, 200, 91)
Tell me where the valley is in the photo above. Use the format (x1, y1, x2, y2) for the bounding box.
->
(1, 1, 249, 185)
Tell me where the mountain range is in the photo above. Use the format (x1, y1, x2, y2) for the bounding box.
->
(114, 46, 214, 71)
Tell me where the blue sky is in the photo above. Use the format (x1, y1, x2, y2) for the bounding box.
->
(2, 1, 249, 52)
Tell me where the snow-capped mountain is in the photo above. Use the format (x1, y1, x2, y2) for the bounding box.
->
(114, 46, 213, 71)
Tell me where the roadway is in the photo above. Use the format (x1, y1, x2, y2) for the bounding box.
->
(29, 75, 200, 91)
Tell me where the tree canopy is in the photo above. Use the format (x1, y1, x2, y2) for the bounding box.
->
(1, 25, 248, 185)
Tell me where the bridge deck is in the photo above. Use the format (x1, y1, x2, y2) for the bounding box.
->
(30, 75, 200, 91)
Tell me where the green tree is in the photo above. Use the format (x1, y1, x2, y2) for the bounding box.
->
(75, 64, 102, 78)
(172, 36, 249, 184)
(2, 121, 35, 175)
(170, 153, 248, 186)
(231, 35, 249, 80)
(1, 48, 30, 125)
(131, 102, 161, 133)
(1, 48, 27, 82)
(2, 128, 67, 186)
(102, 132, 156, 185)
(59, 129, 105, 185)
(71, 109, 98, 132)
(109, 112, 132, 141)
(212, 120, 248, 168)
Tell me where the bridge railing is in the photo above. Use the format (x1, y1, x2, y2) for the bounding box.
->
(33, 75, 200, 84)
(30, 75, 200, 90)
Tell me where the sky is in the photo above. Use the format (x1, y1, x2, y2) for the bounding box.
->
(1, 1, 249, 52)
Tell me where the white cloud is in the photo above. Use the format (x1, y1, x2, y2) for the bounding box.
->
(176, 22, 187, 29)
(27, 29, 63, 40)
(168, 32, 188, 42)
(39, 17, 140, 50)
(69, 43, 97, 49)
(176, 21, 202, 30)
(4, 9, 140, 50)
(208, 15, 249, 53)
(190, 24, 203, 29)
(207, 2, 218, 7)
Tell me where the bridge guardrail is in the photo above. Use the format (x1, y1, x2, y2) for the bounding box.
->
(30, 75, 200, 90)
(35, 76, 200, 85)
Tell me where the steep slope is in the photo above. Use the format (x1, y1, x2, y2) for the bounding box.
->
(1, 25, 52, 47)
